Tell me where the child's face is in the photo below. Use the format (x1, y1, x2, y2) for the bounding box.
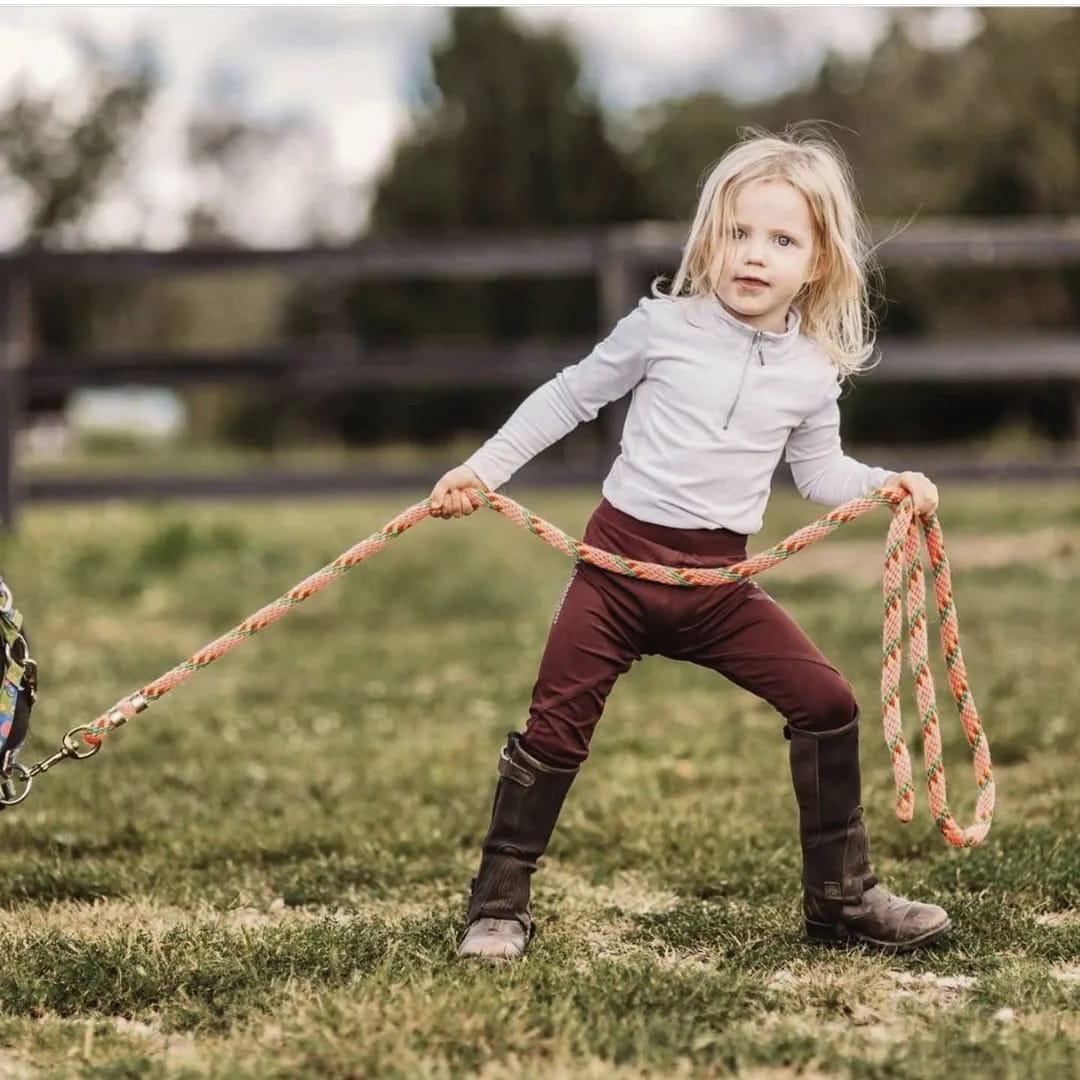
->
(713, 179, 818, 334)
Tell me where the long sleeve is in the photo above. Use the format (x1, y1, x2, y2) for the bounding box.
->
(464, 301, 651, 490)
(784, 378, 892, 507)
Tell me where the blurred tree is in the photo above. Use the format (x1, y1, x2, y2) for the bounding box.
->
(184, 102, 355, 247)
(370, 7, 640, 231)
(0, 35, 157, 249)
(0, 35, 159, 419)
(631, 9, 1079, 220)
(630, 93, 746, 222)
(946, 8, 1078, 216)
(185, 116, 266, 247)
(627, 9, 1079, 447)
(286, 8, 646, 450)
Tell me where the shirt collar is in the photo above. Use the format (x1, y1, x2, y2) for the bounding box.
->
(706, 294, 802, 341)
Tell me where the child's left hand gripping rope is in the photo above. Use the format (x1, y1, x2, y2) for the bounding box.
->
(32, 488, 993, 846)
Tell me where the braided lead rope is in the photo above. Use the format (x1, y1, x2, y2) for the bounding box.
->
(81, 487, 992, 848)
(881, 497, 993, 847)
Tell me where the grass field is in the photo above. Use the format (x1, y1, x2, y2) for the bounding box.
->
(0, 481, 1076, 1078)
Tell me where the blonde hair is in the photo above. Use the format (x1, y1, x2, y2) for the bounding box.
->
(658, 123, 881, 376)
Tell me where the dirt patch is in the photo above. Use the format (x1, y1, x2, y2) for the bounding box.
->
(109, 1017, 199, 1066)
(740, 1071, 834, 1080)
(760, 964, 977, 1053)
(0, 1057, 35, 1080)
(777, 527, 1077, 586)
(742, 1073, 834, 1080)
(542, 866, 681, 965)
(763, 964, 976, 1007)
(474, 1058, 704, 1080)
(1004, 1009, 1080, 1039)
(756, 1003, 907, 1060)
(6, 893, 436, 942)
(887, 970, 976, 1004)
(1035, 910, 1080, 928)
(544, 868, 681, 918)
(12, 899, 195, 939)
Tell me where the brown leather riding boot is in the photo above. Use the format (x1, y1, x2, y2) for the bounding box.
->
(786, 714, 951, 952)
(458, 732, 578, 961)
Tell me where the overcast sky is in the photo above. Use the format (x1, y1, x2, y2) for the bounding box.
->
(0, 5, 980, 249)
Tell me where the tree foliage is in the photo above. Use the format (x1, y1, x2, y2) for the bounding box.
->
(370, 8, 641, 232)
(624, 9, 1080, 445)
(3, 10, 1075, 448)
(0, 37, 157, 248)
(631, 9, 1080, 221)
(289, 7, 650, 450)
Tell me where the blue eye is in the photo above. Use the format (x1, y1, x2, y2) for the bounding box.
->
(776, 235, 792, 247)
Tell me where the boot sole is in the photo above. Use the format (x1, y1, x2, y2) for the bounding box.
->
(457, 918, 529, 962)
(806, 916, 951, 954)
(458, 948, 526, 963)
(457, 936, 527, 962)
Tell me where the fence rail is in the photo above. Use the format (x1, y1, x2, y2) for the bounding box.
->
(4, 217, 1079, 280)
(1, 216, 1079, 528)
(24, 335, 1080, 397)
(23, 456, 1080, 507)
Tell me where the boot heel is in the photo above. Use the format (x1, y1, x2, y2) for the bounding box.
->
(805, 918, 850, 947)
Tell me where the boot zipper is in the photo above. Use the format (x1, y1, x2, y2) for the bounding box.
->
(723, 330, 764, 430)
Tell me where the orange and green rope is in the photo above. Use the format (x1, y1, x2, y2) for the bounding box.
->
(80, 487, 993, 848)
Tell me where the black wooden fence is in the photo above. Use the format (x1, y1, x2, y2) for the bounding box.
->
(0, 217, 1078, 529)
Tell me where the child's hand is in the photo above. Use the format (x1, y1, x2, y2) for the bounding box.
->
(882, 471, 939, 516)
(429, 465, 488, 519)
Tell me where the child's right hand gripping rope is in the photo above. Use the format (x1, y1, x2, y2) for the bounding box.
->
(29, 487, 993, 846)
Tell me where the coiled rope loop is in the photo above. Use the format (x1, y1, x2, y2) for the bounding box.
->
(82, 487, 992, 848)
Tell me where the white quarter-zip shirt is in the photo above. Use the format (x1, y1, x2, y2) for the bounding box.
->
(464, 294, 893, 535)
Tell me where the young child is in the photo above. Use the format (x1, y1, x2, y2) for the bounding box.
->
(430, 126, 946, 961)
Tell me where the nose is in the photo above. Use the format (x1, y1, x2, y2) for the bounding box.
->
(744, 237, 768, 265)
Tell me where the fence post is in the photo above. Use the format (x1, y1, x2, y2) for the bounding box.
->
(596, 227, 640, 466)
(0, 269, 30, 532)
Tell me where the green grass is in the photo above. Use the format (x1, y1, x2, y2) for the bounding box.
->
(20, 439, 466, 478)
(0, 480, 1075, 1077)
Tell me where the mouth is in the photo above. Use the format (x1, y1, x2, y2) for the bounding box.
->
(735, 277, 769, 289)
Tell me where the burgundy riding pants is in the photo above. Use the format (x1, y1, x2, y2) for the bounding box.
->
(520, 498, 858, 769)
